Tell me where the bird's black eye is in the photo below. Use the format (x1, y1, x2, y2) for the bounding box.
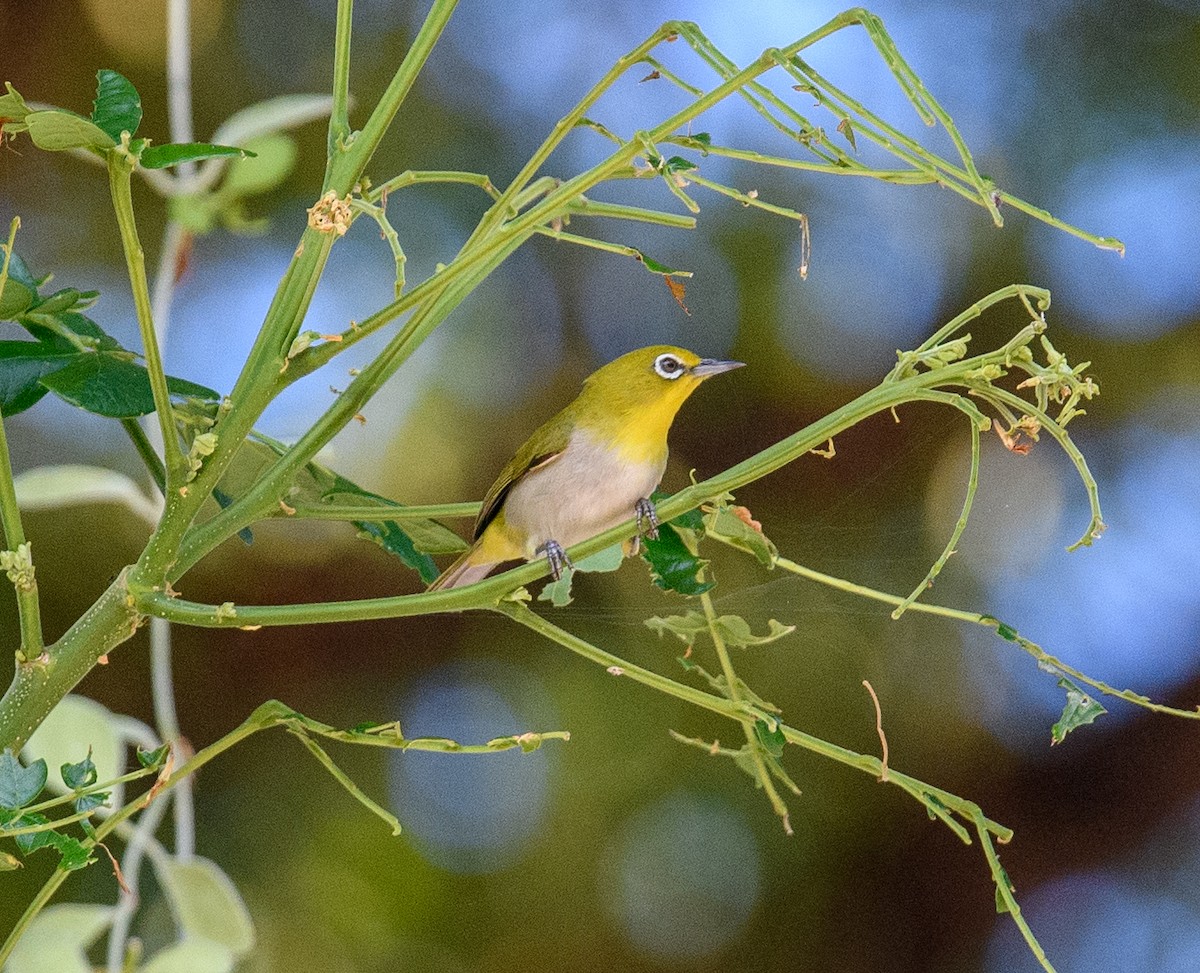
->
(654, 354, 684, 380)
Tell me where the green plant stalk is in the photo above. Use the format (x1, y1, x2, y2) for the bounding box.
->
(0, 806, 97, 837)
(283, 501, 480, 521)
(328, 0, 353, 153)
(107, 153, 184, 486)
(18, 763, 160, 816)
(0, 575, 140, 753)
(975, 814, 1056, 973)
(119, 418, 167, 496)
(892, 389, 986, 618)
(698, 587, 793, 833)
(172, 230, 534, 573)
(0, 410, 43, 659)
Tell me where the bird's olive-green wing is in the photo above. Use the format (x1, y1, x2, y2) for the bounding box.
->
(473, 409, 575, 540)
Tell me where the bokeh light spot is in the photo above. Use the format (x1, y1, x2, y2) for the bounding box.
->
(603, 790, 760, 961)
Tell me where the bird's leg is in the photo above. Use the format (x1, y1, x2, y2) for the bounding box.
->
(635, 497, 660, 540)
(537, 539, 574, 581)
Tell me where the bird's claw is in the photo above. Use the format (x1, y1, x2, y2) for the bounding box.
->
(539, 539, 574, 581)
(635, 497, 660, 541)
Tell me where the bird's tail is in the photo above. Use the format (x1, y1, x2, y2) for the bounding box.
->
(426, 543, 501, 591)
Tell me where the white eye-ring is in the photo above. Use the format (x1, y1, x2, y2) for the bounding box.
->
(653, 353, 685, 380)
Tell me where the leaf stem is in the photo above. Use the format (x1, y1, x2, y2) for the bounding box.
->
(699, 588, 793, 833)
(106, 154, 185, 486)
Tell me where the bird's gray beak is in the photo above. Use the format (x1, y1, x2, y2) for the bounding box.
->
(691, 358, 746, 378)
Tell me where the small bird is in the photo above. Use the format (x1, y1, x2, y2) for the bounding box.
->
(428, 345, 745, 590)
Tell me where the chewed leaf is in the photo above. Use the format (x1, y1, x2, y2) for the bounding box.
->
(0, 750, 47, 810)
(538, 542, 625, 607)
(703, 503, 776, 566)
(640, 521, 713, 597)
(25, 110, 115, 152)
(714, 615, 795, 648)
(644, 611, 708, 643)
(1050, 677, 1106, 744)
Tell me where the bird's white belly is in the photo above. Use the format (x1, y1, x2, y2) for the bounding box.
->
(502, 430, 664, 558)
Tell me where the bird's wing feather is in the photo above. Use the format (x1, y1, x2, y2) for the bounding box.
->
(473, 409, 574, 540)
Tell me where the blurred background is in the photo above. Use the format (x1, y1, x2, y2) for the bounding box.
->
(3, 0, 1200, 970)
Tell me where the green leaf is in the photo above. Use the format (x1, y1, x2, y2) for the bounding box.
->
(22, 311, 121, 352)
(140, 938, 236, 973)
(1050, 677, 1107, 744)
(644, 610, 709, 644)
(537, 542, 626, 607)
(0, 342, 74, 416)
(38, 353, 218, 418)
(714, 615, 795, 648)
(650, 489, 705, 532)
(155, 856, 256, 956)
(91, 69, 142, 141)
(0, 277, 35, 320)
(2, 250, 45, 293)
(0, 82, 31, 134)
(137, 743, 170, 768)
(3, 903, 114, 973)
(640, 521, 713, 596)
(664, 155, 699, 173)
(11, 812, 95, 869)
(753, 718, 786, 758)
(703, 504, 776, 566)
(633, 249, 691, 278)
(0, 750, 47, 810)
(60, 750, 97, 790)
(25, 109, 115, 152)
(141, 142, 255, 170)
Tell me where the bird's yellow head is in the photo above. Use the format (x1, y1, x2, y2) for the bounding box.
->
(577, 345, 745, 460)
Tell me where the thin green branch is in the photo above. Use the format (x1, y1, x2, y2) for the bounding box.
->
(332, 0, 459, 184)
(120, 418, 167, 496)
(497, 601, 1012, 843)
(750, 548, 1200, 721)
(699, 587, 793, 834)
(891, 389, 987, 618)
(285, 501, 479, 521)
(106, 153, 185, 485)
(329, 0, 353, 152)
(365, 169, 499, 202)
(975, 813, 1057, 973)
(0, 222, 43, 656)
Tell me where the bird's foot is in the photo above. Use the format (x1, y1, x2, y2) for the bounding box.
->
(635, 497, 660, 541)
(538, 539, 574, 581)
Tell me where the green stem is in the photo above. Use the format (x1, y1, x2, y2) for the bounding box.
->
(0, 408, 42, 659)
(106, 152, 184, 486)
(285, 501, 479, 521)
(119, 418, 167, 496)
(891, 389, 986, 618)
(330, 0, 459, 186)
(699, 587, 793, 833)
(0, 575, 140, 754)
(0, 807, 96, 837)
(329, 0, 353, 153)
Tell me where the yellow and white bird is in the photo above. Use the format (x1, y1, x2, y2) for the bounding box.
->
(428, 345, 744, 590)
